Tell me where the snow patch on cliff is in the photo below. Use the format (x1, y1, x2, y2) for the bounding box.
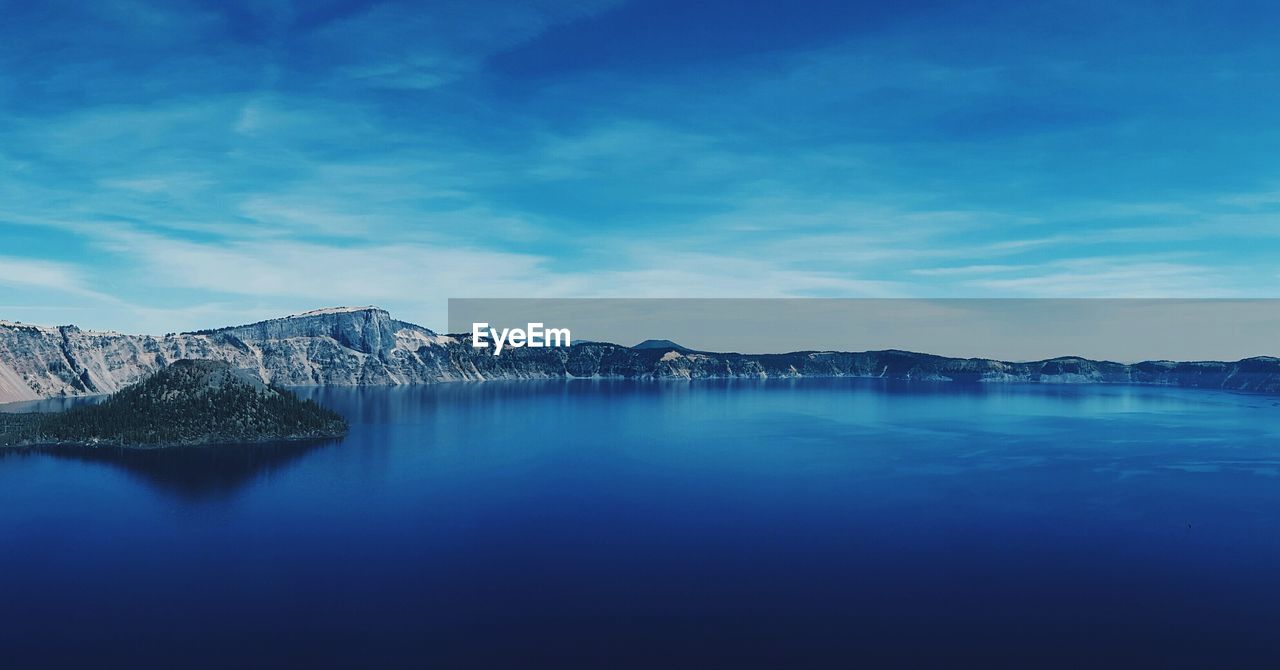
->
(293, 306, 383, 317)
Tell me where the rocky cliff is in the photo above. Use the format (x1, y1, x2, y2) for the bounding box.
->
(2, 306, 1278, 403)
(0, 307, 464, 403)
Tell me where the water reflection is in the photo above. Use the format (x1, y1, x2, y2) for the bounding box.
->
(0, 439, 339, 501)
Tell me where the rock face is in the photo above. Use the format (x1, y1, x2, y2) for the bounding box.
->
(2, 306, 1280, 403)
(0, 308, 461, 403)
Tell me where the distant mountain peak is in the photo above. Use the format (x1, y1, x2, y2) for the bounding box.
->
(633, 339, 696, 353)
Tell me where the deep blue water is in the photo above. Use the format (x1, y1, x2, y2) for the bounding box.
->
(4, 380, 1280, 667)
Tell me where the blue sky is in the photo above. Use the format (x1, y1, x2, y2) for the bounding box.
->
(1, 0, 1278, 333)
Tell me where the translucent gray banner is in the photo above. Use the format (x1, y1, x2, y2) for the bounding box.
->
(448, 299, 1280, 363)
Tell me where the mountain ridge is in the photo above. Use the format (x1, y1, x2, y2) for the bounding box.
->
(633, 339, 699, 354)
(2, 306, 1280, 403)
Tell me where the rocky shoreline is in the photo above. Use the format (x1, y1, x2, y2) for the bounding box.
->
(3, 307, 1279, 403)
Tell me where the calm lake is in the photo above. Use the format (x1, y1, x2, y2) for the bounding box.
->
(3, 380, 1280, 667)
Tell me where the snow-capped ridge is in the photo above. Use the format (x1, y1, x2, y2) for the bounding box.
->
(291, 306, 386, 318)
(0, 320, 58, 333)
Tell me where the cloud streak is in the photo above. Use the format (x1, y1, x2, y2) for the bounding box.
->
(1, 1, 1279, 332)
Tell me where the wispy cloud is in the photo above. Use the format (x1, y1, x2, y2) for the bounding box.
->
(2, 0, 1280, 332)
(0, 256, 97, 296)
(910, 265, 1023, 277)
(961, 258, 1235, 298)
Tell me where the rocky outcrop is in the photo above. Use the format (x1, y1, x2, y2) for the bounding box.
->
(0, 308, 461, 402)
(2, 307, 1279, 403)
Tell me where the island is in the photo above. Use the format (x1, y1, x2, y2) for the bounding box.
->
(0, 359, 348, 449)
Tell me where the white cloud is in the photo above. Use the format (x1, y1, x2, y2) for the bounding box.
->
(304, 0, 624, 91)
(0, 256, 102, 298)
(62, 225, 907, 330)
(911, 264, 1022, 277)
(963, 258, 1234, 298)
